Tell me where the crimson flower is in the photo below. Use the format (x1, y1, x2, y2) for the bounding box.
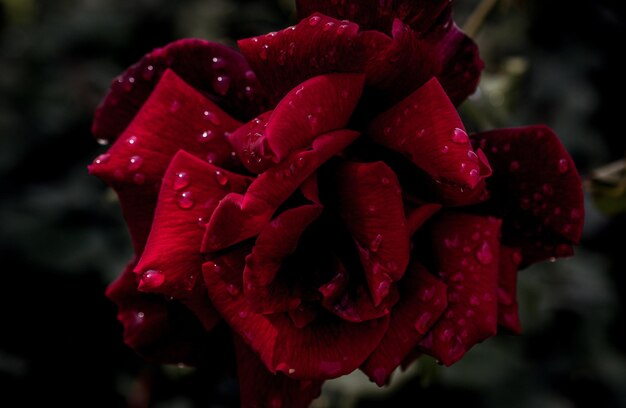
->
(90, 1, 584, 406)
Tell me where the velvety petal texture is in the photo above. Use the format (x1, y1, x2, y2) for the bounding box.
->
(93, 2, 583, 405)
(471, 126, 584, 265)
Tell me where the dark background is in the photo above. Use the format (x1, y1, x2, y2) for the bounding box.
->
(1, 0, 624, 407)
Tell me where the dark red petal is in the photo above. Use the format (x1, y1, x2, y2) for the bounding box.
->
(89, 69, 243, 252)
(497, 246, 522, 334)
(106, 260, 221, 365)
(363, 20, 440, 103)
(202, 252, 390, 380)
(369, 78, 491, 191)
(433, 24, 484, 106)
(134, 151, 251, 299)
(228, 73, 364, 173)
(238, 14, 367, 105)
(202, 130, 360, 252)
(233, 335, 323, 408)
(418, 213, 501, 366)
(296, 0, 451, 34)
(406, 203, 442, 236)
(335, 161, 410, 306)
(320, 262, 399, 323)
(470, 126, 584, 266)
(92, 39, 267, 143)
(243, 204, 323, 314)
(361, 262, 448, 386)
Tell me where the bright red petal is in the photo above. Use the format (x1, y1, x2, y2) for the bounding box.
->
(134, 151, 251, 300)
(361, 262, 448, 386)
(238, 14, 367, 105)
(418, 213, 501, 366)
(89, 69, 243, 253)
(202, 130, 360, 252)
(497, 246, 522, 334)
(228, 73, 364, 173)
(202, 251, 390, 380)
(471, 126, 584, 266)
(369, 78, 491, 191)
(92, 39, 267, 144)
(233, 335, 323, 408)
(106, 260, 223, 365)
(335, 161, 410, 306)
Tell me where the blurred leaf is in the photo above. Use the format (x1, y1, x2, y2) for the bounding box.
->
(587, 158, 626, 216)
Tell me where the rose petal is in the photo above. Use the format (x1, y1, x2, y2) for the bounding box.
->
(92, 39, 267, 143)
(233, 335, 323, 408)
(369, 77, 491, 191)
(89, 69, 243, 252)
(202, 129, 360, 252)
(406, 203, 442, 236)
(228, 73, 364, 172)
(296, 0, 451, 34)
(335, 161, 410, 306)
(202, 252, 390, 380)
(238, 14, 367, 105)
(106, 260, 222, 365)
(497, 246, 522, 334)
(361, 262, 448, 386)
(470, 126, 584, 266)
(244, 204, 323, 314)
(134, 151, 251, 299)
(418, 213, 501, 366)
(320, 261, 400, 323)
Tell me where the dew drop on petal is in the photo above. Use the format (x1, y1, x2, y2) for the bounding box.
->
(198, 130, 213, 143)
(138, 269, 165, 291)
(558, 158, 569, 174)
(213, 75, 231, 96)
(214, 170, 228, 186)
(308, 15, 322, 26)
(509, 160, 520, 171)
(475, 241, 493, 265)
(370, 234, 383, 252)
(451, 128, 469, 144)
(203, 111, 222, 126)
(93, 153, 110, 165)
(132, 173, 145, 185)
(177, 191, 195, 210)
(126, 135, 138, 145)
(260, 44, 269, 60)
(174, 172, 190, 190)
(128, 155, 143, 171)
(414, 312, 432, 334)
(441, 145, 449, 153)
(226, 284, 240, 297)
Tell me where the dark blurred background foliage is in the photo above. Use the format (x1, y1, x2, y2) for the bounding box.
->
(0, 0, 624, 407)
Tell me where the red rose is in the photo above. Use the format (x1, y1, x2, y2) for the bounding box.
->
(90, 2, 584, 406)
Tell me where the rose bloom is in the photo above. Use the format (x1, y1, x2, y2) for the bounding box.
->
(90, 1, 584, 406)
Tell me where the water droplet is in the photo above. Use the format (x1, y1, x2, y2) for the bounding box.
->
(136, 311, 145, 320)
(475, 241, 493, 265)
(414, 312, 432, 334)
(260, 44, 269, 60)
(213, 75, 231, 96)
(337, 24, 348, 34)
(133, 173, 145, 185)
(441, 145, 449, 153)
(439, 328, 453, 342)
(93, 153, 110, 164)
(368, 205, 376, 213)
(96, 138, 109, 146)
(138, 269, 165, 291)
(174, 172, 190, 190)
(340, 89, 349, 99)
(238, 310, 248, 318)
(203, 111, 222, 126)
(142, 65, 155, 81)
(451, 128, 468, 144)
(381, 177, 390, 185)
(450, 272, 464, 283)
(177, 191, 195, 210)
(377, 280, 391, 299)
(323, 21, 335, 31)
(468, 169, 480, 186)
(128, 155, 143, 171)
(558, 158, 569, 174)
(169, 100, 180, 112)
(295, 86, 304, 97)
(444, 236, 459, 249)
(367, 233, 383, 253)
(226, 284, 240, 297)
(469, 295, 480, 306)
(212, 57, 226, 69)
(467, 151, 478, 162)
(509, 160, 520, 171)
(307, 114, 318, 131)
(416, 128, 426, 138)
(419, 286, 435, 302)
(206, 152, 218, 164)
(214, 170, 228, 186)
(126, 135, 138, 145)
(308, 15, 322, 26)
(542, 183, 554, 196)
